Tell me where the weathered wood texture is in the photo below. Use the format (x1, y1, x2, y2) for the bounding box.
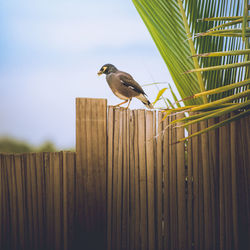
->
(106, 107, 249, 250)
(0, 99, 249, 250)
(75, 98, 107, 250)
(188, 114, 250, 250)
(0, 151, 76, 250)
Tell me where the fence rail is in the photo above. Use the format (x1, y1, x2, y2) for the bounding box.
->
(0, 98, 249, 250)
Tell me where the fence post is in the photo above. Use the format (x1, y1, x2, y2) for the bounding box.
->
(75, 98, 107, 250)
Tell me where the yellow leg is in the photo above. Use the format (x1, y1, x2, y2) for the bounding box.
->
(114, 99, 128, 107)
(126, 99, 132, 109)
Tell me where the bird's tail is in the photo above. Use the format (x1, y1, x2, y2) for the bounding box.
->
(136, 94, 154, 109)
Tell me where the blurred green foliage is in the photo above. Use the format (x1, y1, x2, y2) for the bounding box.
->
(0, 137, 58, 153)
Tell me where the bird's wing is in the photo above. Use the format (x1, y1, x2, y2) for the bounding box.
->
(117, 71, 146, 96)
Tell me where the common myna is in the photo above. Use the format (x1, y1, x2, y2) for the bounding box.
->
(97, 64, 153, 109)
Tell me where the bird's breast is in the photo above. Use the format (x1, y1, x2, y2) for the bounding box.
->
(106, 74, 129, 100)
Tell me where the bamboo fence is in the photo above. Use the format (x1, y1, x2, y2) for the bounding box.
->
(0, 98, 249, 250)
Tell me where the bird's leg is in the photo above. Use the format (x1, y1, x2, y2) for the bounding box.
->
(113, 99, 128, 108)
(126, 99, 132, 109)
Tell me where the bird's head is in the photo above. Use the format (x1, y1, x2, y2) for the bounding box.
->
(97, 64, 118, 76)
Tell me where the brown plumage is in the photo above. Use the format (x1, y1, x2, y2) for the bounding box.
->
(97, 64, 153, 109)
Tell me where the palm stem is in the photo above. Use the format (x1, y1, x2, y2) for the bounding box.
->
(177, 0, 208, 103)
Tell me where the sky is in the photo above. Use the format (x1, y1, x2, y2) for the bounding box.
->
(0, 0, 174, 149)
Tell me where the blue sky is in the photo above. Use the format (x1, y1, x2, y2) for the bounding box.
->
(0, 0, 174, 149)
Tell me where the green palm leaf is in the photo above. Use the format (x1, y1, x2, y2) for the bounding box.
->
(132, 0, 203, 105)
(132, 0, 249, 141)
(152, 88, 167, 105)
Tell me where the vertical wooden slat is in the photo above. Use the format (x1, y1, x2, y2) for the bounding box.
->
(36, 152, 46, 250)
(46, 152, 54, 249)
(133, 110, 140, 250)
(237, 115, 249, 249)
(138, 110, 148, 250)
(0, 155, 11, 249)
(241, 116, 250, 247)
(246, 115, 250, 162)
(223, 120, 233, 250)
(5, 155, 12, 250)
(219, 115, 234, 250)
(176, 113, 187, 250)
(21, 154, 28, 249)
(200, 120, 212, 250)
(121, 109, 127, 249)
(187, 122, 193, 250)
(163, 115, 170, 250)
(14, 155, 25, 249)
(76, 98, 107, 249)
(111, 108, 120, 250)
(53, 152, 62, 250)
(30, 153, 40, 249)
(191, 121, 200, 250)
(116, 109, 123, 250)
(1, 155, 11, 250)
(146, 110, 155, 250)
(63, 151, 76, 250)
(75, 98, 86, 245)
(6, 155, 12, 249)
(96, 100, 108, 232)
(125, 109, 130, 249)
(107, 107, 114, 250)
(156, 112, 163, 250)
(245, 115, 250, 245)
(121, 109, 129, 250)
(207, 118, 219, 249)
(129, 110, 136, 250)
(7, 154, 18, 250)
(230, 117, 239, 250)
(26, 153, 36, 249)
(219, 119, 225, 250)
(169, 114, 178, 250)
(197, 130, 204, 250)
(126, 110, 130, 250)
(62, 152, 68, 250)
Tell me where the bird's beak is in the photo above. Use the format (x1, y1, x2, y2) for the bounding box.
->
(97, 70, 103, 76)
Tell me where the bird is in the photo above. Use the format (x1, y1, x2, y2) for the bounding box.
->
(97, 64, 153, 109)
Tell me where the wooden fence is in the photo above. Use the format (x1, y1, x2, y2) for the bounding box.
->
(0, 152, 76, 250)
(0, 98, 249, 250)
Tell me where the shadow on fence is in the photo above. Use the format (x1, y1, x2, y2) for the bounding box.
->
(0, 98, 249, 250)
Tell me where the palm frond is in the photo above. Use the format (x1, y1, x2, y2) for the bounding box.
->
(132, 0, 203, 105)
(132, 0, 249, 141)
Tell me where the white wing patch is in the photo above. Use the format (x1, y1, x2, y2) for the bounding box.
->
(121, 80, 136, 91)
(128, 86, 136, 90)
